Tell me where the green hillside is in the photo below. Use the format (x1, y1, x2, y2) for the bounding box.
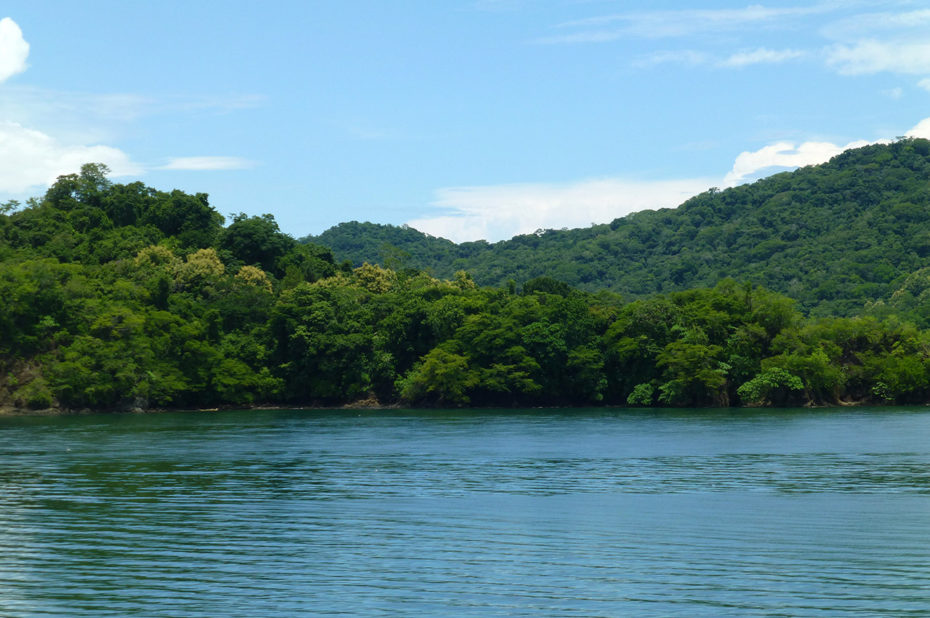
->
(307, 138, 930, 316)
(6, 161, 930, 410)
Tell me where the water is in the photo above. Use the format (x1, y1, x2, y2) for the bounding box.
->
(1, 407, 929, 616)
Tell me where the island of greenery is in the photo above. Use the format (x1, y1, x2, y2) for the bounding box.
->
(4, 140, 930, 413)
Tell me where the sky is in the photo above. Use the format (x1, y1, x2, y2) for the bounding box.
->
(1, 1, 930, 243)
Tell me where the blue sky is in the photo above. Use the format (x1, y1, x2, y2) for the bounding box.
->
(1, 1, 930, 242)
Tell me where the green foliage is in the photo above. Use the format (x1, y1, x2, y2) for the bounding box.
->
(306, 221, 458, 272)
(523, 276, 572, 297)
(398, 347, 474, 405)
(8, 155, 930, 411)
(354, 262, 397, 293)
(309, 139, 930, 317)
(219, 213, 295, 276)
(656, 341, 728, 406)
(235, 265, 273, 293)
(737, 368, 804, 406)
(270, 283, 376, 403)
(13, 377, 54, 409)
(626, 383, 655, 406)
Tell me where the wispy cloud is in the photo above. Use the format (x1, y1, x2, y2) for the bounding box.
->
(635, 47, 806, 69)
(826, 40, 930, 75)
(0, 87, 153, 144)
(821, 8, 930, 40)
(883, 86, 904, 99)
(541, 4, 832, 44)
(806, 7, 930, 78)
(0, 87, 263, 130)
(544, 3, 930, 85)
(720, 47, 807, 67)
(0, 17, 29, 83)
(158, 156, 254, 171)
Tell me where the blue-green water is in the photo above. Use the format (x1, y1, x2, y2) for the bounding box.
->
(1, 407, 929, 616)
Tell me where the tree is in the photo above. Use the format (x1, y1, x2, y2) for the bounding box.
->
(219, 213, 295, 276)
(140, 190, 223, 248)
(398, 347, 474, 405)
(737, 367, 804, 406)
(523, 276, 572, 297)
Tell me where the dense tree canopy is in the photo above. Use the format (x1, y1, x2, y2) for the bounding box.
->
(308, 139, 930, 319)
(6, 148, 930, 412)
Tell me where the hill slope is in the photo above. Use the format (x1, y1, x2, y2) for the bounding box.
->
(8, 160, 930, 411)
(306, 139, 930, 316)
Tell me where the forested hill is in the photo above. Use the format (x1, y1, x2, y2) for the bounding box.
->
(9, 161, 930, 412)
(306, 138, 930, 316)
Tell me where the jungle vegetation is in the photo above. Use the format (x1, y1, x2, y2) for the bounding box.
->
(308, 138, 930, 319)
(5, 143, 930, 412)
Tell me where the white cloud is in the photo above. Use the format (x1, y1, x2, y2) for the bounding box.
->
(407, 177, 714, 243)
(0, 121, 141, 194)
(723, 139, 873, 185)
(410, 116, 930, 243)
(721, 113, 930, 186)
(826, 40, 930, 75)
(918, 78, 930, 92)
(905, 118, 930, 139)
(0, 18, 28, 83)
(724, 115, 930, 185)
(158, 156, 254, 171)
(0, 123, 253, 196)
(725, 114, 930, 185)
(719, 48, 806, 67)
(0, 17, 256, 193)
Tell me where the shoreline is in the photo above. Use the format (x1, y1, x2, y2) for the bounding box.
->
(0, 400, 403, 417)
(1, 400, 919, 418)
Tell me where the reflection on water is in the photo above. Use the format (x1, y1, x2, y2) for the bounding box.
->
(1, 408, 929, 616)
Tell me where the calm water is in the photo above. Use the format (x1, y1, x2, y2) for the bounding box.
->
(1, 407, 929, 616)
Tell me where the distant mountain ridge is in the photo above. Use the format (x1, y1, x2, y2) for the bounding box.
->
(305, 138, 930, 316)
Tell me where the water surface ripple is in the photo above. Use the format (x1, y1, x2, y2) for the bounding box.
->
(1, 408, 929, 616)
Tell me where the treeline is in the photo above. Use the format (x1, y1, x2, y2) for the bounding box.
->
(4, 164, 930, 411)
(308, 138, 930, 319)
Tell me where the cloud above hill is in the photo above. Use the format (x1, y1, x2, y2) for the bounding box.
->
(409, 117, 930, 243)
(408, 177, 714, 243)
(0, 121, 141, 193)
